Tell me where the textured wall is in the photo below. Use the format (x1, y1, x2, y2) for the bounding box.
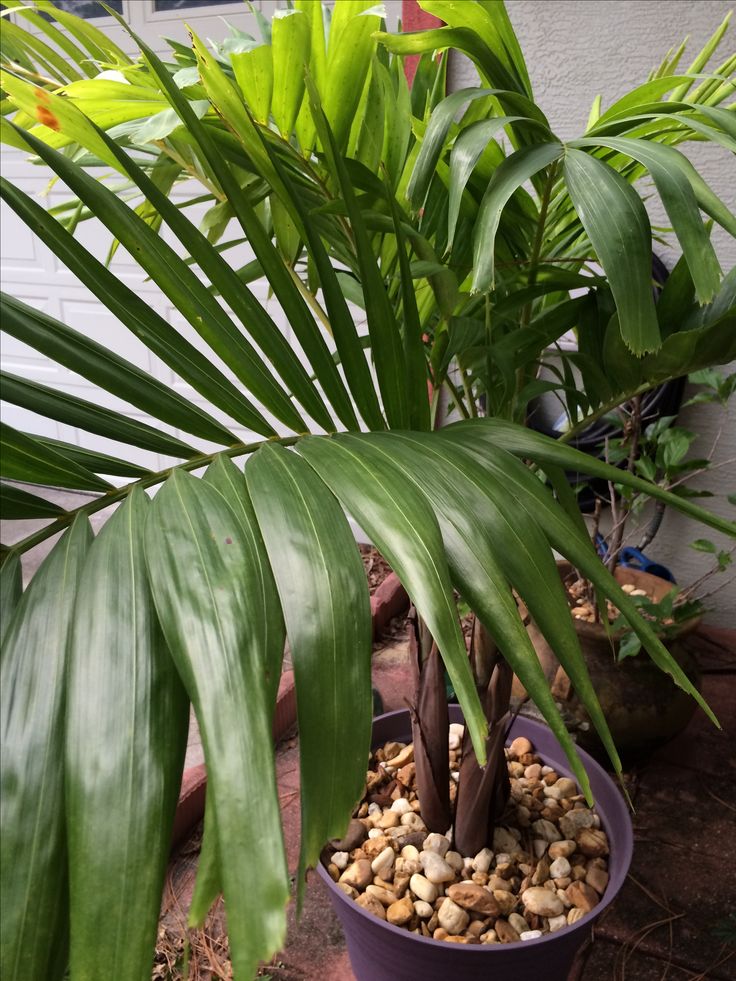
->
(448, 1, 735, 623)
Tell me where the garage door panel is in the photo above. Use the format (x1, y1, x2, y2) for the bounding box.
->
(57, 297, 156, 371)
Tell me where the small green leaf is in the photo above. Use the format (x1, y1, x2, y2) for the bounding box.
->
(617, 632, 642, 660)
(690, 538, 717, 553)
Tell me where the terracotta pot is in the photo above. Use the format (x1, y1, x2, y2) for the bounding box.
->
(318, 707, 633, 981)
(547, 562, 701, 760)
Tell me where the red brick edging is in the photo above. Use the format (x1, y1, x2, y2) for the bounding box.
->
(171, 572, 409, 849)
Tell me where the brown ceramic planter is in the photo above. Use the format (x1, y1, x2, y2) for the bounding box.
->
(543, 562, 701, 761)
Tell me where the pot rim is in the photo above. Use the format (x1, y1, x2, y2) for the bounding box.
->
(556, 560, 702, 643)
(317, 709, 633, 955)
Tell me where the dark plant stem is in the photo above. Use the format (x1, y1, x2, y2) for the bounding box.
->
(605, 396, 642, 573)
(637, 500, 666, 551)
(454, 629, 513, 856)
(408, 615, 451, 834)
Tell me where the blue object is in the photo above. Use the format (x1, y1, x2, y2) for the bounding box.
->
(594, 535, 676, 583)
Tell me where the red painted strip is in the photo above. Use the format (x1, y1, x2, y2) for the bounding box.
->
(401, 0, 443, 87)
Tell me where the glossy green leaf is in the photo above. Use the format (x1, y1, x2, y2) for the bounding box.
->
(247, 443, 372, 902)
(0, 373, 197, 460)
(351, 57, 385, 174)
(1, 20, 81, 84)
(573, 137, 721, 303)
(185, 27, 295, 212)
(271, 10, 310, 137)
(472, 141, 563, 292)
(1, 0, 96, 79)
(292, 0, 326, 152)
(563, 147, 661, 355)
(37, 437, 149, 479)
(201, 454, 285, 710)
(5, 127, 280, 439)
(145, 471, 288, 981)
(376, 25, 517, 93)
(258, 138, 383, 431)
(447, 417, 736, 539)
(1, 423, 110, 492)
(386, 188, 431, 431)
(421, 0, 532, 96)
(84, 121, 333, 436)
(297, 434, 488, 765)
(1, 518, 92, 981)
(0, 483, 65, 520)
(0, 293, 234, 448)
(448, 115, 534, 249)
(188, 790, 221, 928)
(409, 88, 495, 209)
(322, 2, 382, 150)
(130, 30, 355, 432)
(0, 69, 127, 174)
(66, 490, 189, 981)
(0, 554, 22, 646)
(307, 78, 410, 428)
(445, 430, 722, 725)
(363, 431, 595, 800)
(34, 0, 131, 65)
(231, 44, 274, 124)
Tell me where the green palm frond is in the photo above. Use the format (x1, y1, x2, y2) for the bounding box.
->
(1, 3, 735, 980)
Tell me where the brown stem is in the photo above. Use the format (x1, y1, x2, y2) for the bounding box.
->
(408, 619, 451, 834)
(453, 622, 513, 856)
(605, 396, 642, 573)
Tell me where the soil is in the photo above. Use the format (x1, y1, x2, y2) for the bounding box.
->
(359, 544, 392, 595)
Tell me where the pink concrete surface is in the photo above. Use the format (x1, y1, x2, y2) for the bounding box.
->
(400, 0, 443, 86)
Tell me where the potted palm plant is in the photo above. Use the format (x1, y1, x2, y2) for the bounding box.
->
(0, 2, 733, 980)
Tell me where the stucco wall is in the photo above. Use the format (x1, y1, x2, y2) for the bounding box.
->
(449, 1, 735, 624)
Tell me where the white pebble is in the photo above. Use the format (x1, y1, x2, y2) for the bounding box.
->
(445, 850, 464, 872)
(371, 846, 395, 878)
(449, 723, 465, 741)
(533, 839, 548, 858)
(400, 812, 426, 832)
(390, 798, 413, 815)
(423, 833, 450, 856)
(509, 912, 528, 934)
(548, 914, 568, 933)
(368, 802, 381, 816)
(549, 857, 571, 879)
(420, 850, 456, 884)
(531, 819, 562, 843)
(520, 930, 543, 941)
(414, 900, 434, 918)
(448, 732, 462, 751)
(472, 847, 493, 873)
(368, 828, 383, 839)
(521, 886, 564, 917)
(409, 873, 438, 903)
(541, 766, 555, 775)
(332, 851, 349, 870)
(438, 897, 469, 935)
(401, 844, 420, 861)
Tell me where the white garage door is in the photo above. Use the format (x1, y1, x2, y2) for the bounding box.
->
(1, 1, 398, 476)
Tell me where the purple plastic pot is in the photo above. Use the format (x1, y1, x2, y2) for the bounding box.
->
(317, 707, 633, 981)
